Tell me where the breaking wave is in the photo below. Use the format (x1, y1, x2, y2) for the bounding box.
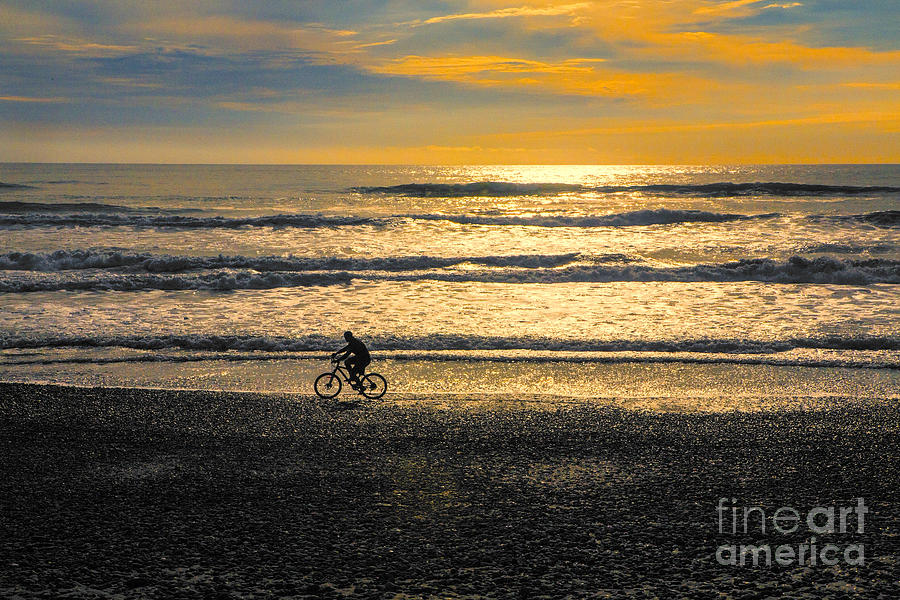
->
(1, 257, 897, 292)
(0, 209, 776, 229)
(353, 181, 900, 198)
(0, 180, 104, 188)
(2, 332, 898, 354)
(0, 200, 136, 213)
(0, 250, 586, 273)
(406, 209, 778, 227)
(0, 270, 355, 292)
(799, 241, 896, 254)
(813, 210, 900, 228)
(0, 213, 382, 229)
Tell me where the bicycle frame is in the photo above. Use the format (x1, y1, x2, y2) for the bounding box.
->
(329, 362, 353, 382)
(329, 359, 364, 383)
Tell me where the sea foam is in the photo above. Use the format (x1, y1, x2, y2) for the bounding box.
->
(1, 256, 897, 292)
(2, 332, 898, 354)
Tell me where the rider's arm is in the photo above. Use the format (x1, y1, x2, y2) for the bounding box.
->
(332, 344, 350, 359)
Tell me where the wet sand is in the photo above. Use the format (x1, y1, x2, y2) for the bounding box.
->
(1, 383, 897, 598)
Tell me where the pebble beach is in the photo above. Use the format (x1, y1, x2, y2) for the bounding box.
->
(1, 383, 897, 599)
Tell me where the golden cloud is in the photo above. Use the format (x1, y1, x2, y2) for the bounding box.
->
(14, 35, 137, 56)
(126, 16, 378, 64)
(640, 31, 900, 67)
(453, 1, 899, 69)
(369, 54, 713, 99)
(0, 95, 68, 103)
(413, 3, 590, 25)
(481, 111, 900, 140)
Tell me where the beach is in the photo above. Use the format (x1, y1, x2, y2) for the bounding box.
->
(1, 382, 897, 598)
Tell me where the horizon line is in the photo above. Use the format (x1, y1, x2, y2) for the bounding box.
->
(2, 161, 899, 167)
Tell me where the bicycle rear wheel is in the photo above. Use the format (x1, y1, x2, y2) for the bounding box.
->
(314, 372, 342, 399)
(359, 373, 387, 399)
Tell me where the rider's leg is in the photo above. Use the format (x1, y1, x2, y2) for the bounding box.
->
(357, 359, 372, 389)
(359, 358, 370, 379)
(346, 357, 362, 385)
(355, 358, 370, 388)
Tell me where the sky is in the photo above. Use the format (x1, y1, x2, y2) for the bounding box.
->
(1, 0, 898, 164)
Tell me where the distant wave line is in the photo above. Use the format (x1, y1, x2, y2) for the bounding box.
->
(352, 181, 900, 198)
(0, 200, 137, 213)
(0, 180, 106, 188)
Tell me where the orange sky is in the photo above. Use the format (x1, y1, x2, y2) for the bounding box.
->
(1, 1, 898, 163)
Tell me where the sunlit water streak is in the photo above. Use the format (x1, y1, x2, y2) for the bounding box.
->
(1, 164, 897, 408)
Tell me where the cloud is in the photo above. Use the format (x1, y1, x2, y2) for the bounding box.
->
(122, 15, 384, 66)
(2, 1, 898, 163)
(638, 31, 900, 67)
(693, 0, 803, 18)
(131, 16, 358, 42)
(694, 0, 770, 18)
(372, 55, 606, 77)
(97, 77, 165, 89)
(369, 54, 712, 99)
(497, 0, 897, 70)
(0, 95, 68, 103)
(0, 3, 72, 39)
(412, 3, 590, 26)
(353, 39, 398, 49)
(841, 82, 900, 90)
(483, 111, 900, 139)
(14, 35, 137, 57)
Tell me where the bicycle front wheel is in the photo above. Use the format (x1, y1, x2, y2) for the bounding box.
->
(359, 373, 387, 399)
(314, 372, 342, 399)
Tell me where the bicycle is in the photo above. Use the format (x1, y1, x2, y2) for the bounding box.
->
(314, 357, 387, 400)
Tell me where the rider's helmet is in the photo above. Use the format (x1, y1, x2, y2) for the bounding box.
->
(344, 331, 353, 341)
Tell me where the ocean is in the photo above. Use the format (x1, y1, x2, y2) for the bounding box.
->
(1, 164, 898, 408)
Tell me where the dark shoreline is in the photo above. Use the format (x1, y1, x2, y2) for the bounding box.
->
(1, 383, 898, 598)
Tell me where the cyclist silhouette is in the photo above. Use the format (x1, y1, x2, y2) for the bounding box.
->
(331, 331, 370, 389)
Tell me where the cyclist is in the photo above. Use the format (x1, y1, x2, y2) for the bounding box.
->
(331, 331, 370, 390)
